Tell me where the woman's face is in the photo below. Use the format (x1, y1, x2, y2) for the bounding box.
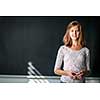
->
(69, 25, 80, 41)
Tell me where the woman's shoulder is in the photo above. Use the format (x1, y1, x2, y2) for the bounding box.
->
(82, 47, 90, 54)
(83, 47, 90, 51)
(59, 45, 68, 50)
(57, 45, 68, 52)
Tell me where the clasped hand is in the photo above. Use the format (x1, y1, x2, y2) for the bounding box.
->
(72, 71, 84, 80)
(66, 70, 85, 80)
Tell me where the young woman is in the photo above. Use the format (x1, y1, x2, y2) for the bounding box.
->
(54, 21, 90, 83)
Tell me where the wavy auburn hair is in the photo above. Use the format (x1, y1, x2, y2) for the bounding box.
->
(63, 21, 85, 47)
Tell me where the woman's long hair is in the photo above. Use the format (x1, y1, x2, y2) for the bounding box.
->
(63, 21, 85, 47)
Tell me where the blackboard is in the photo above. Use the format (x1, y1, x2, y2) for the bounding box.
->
(0, 16, 99, 76)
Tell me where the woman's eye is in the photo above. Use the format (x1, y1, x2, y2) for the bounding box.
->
(75, 30, 79, 33)
(71, 30, 73, 32)
(70, 29, 79, 33)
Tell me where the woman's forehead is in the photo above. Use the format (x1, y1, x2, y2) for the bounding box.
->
(70, 26, 79, 30)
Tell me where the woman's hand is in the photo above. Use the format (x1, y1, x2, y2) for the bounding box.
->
(65, 70, 77, 79)
(75, 70, 85, 80)
(65, 69, 86, 80)
(54, 68, 88, 80)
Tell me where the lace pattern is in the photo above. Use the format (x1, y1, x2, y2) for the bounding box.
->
(54, 45, 90, 82)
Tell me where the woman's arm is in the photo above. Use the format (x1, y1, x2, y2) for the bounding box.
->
(54, 68, 77, 79)
(54, 68, 67, 76)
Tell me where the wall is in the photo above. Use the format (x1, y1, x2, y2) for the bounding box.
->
(0, 16, 99, 76)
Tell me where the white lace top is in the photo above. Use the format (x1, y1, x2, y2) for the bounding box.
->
(54, 45, 90, 83)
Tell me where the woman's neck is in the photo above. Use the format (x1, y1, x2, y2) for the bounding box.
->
(71, 40, 82, 50)
(72, 40, 78, 47)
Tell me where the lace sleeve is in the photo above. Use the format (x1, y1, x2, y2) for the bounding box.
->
(85, 48, 90, 71)
(54, 46, 64, 70)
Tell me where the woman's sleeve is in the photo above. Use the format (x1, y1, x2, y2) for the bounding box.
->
(85, 48, 90, 71)
(54, 46, 64, 70)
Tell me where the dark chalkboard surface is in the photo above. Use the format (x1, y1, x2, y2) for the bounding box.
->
(0, 16, 99, 76)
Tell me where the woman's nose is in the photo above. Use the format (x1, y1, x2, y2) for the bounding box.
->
(73, 31, 77, 34)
